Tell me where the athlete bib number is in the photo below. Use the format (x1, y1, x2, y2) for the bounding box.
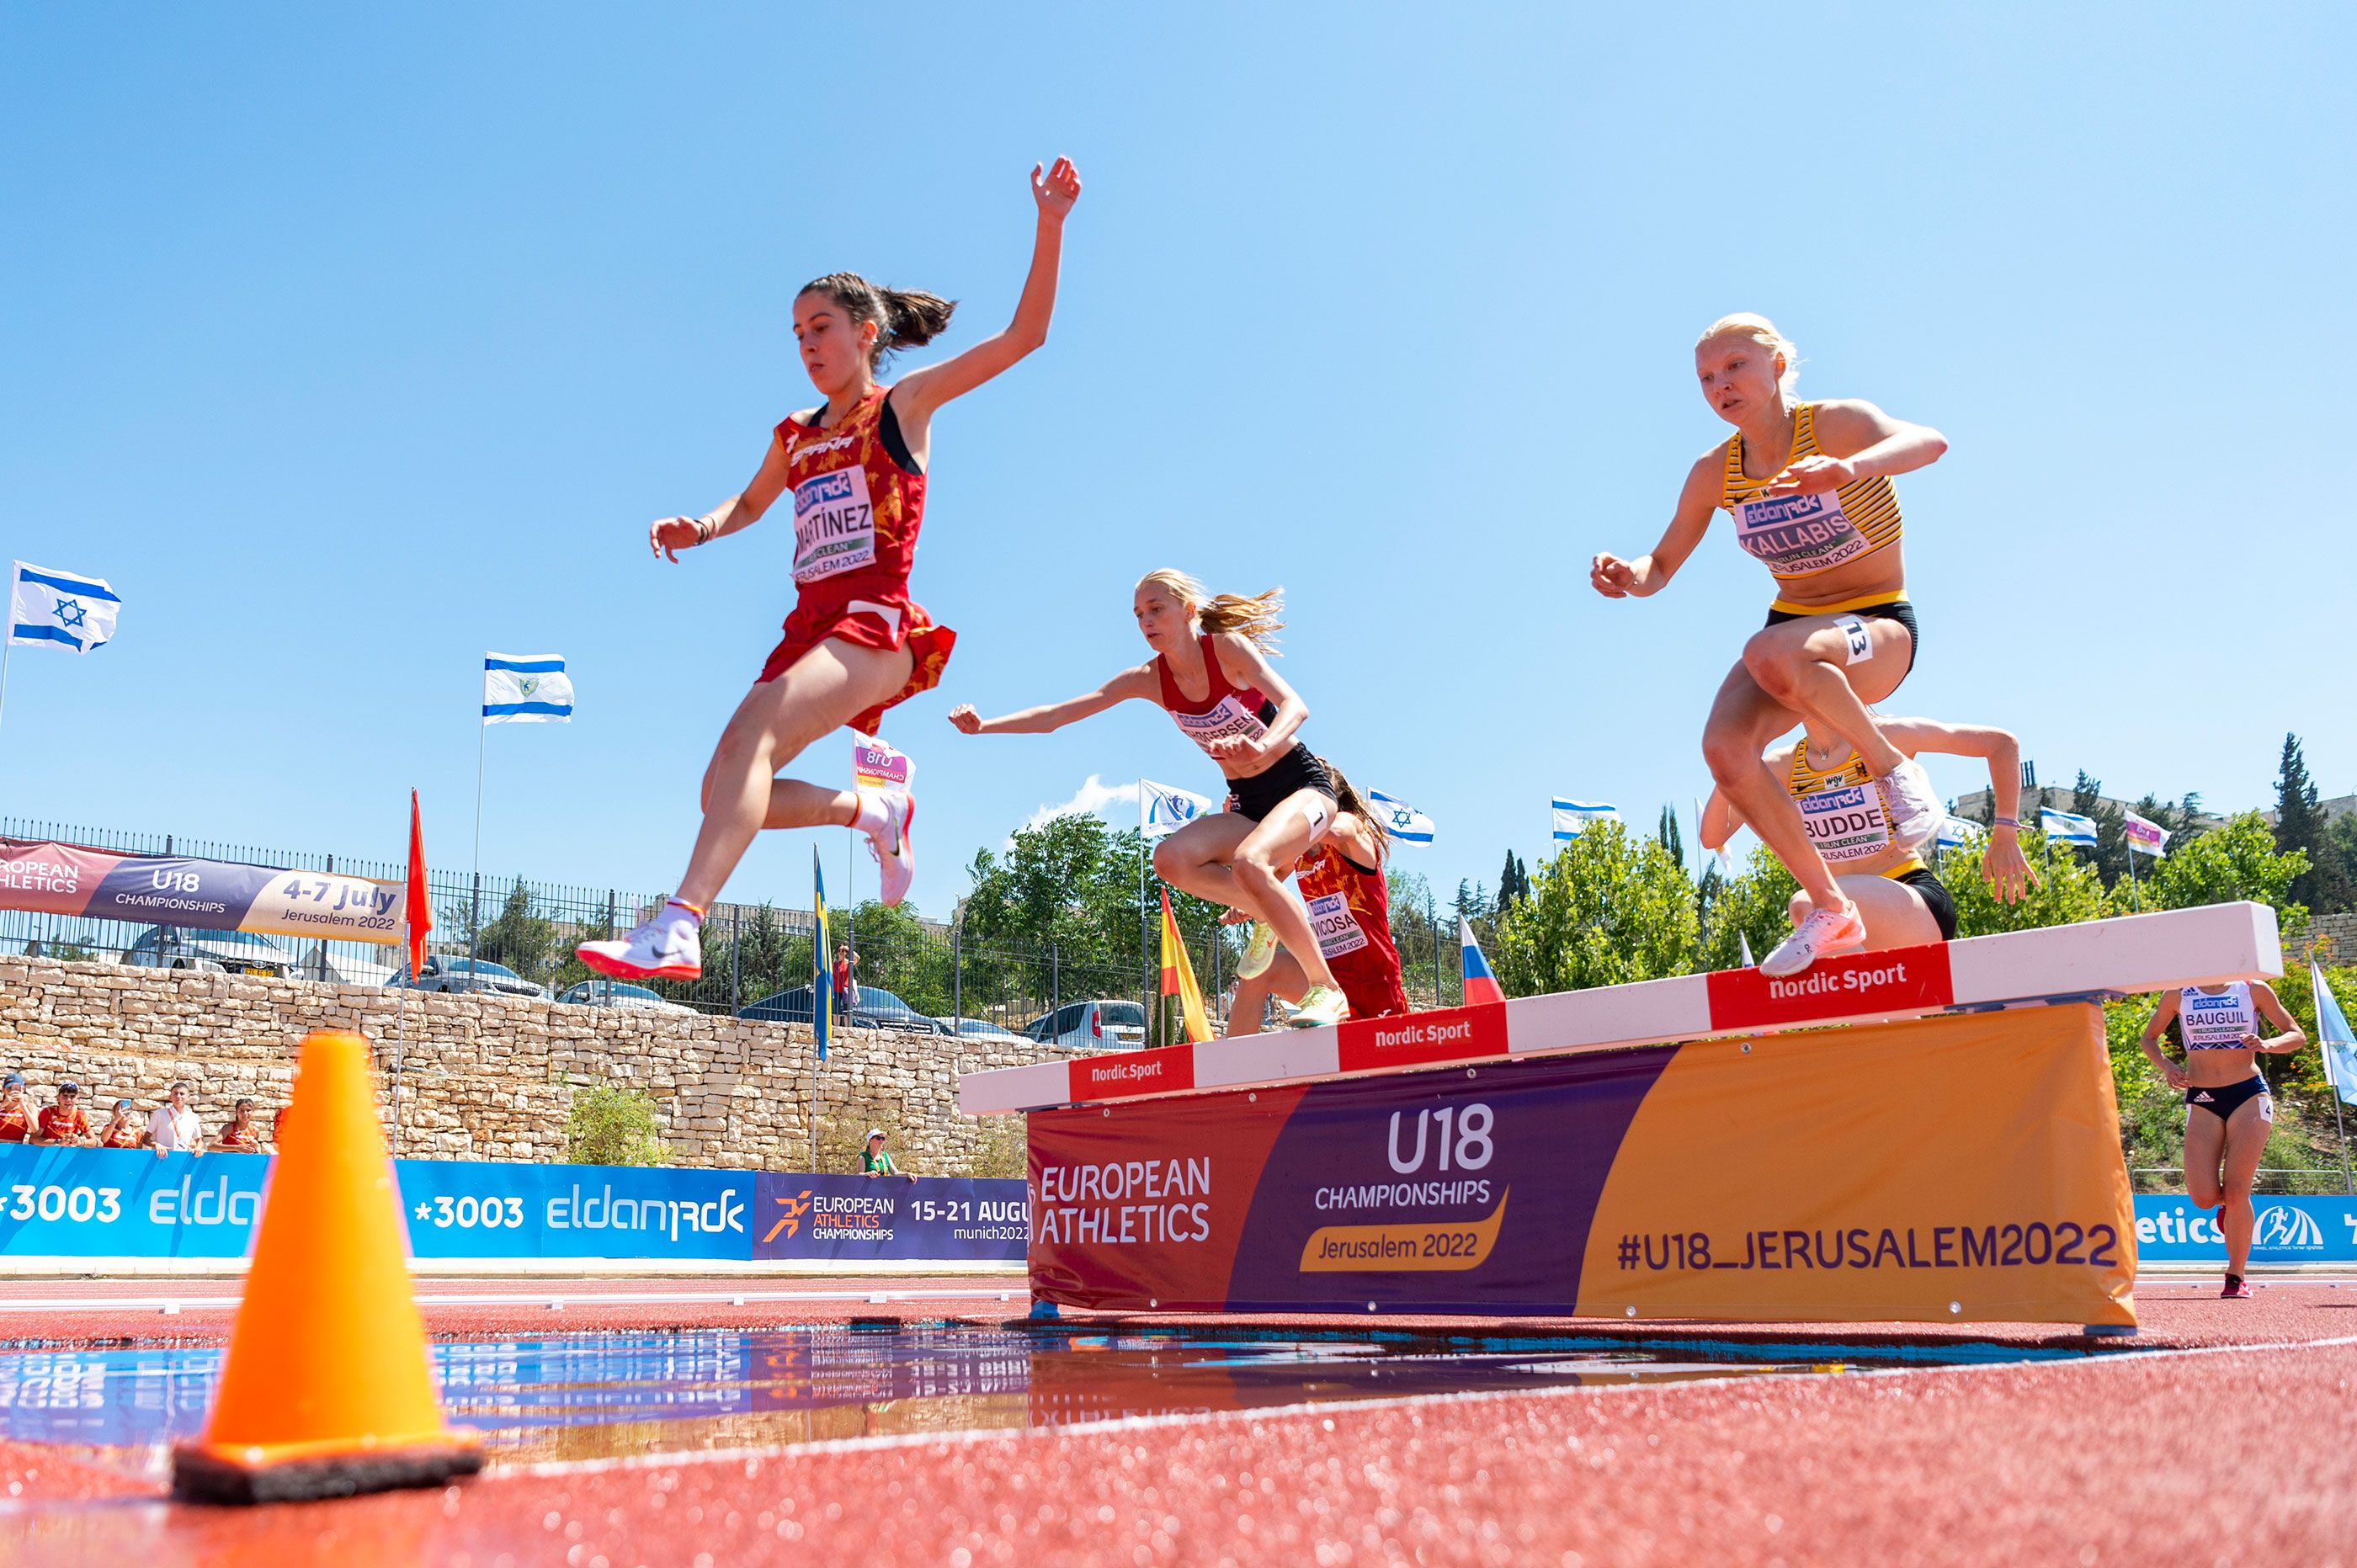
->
(1306, 890, 1369, 959)
(1796, 781, 1889, 864)
(1171, 695, 1269, 757)
(2182, 989, 2255, 1050)
(1732, 489, 1865, 577)
(792, 465, 877, 584)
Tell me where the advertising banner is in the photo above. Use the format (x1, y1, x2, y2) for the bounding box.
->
(0, 1146, 1025, 1266)
(2132, 1194, 2357, 1265)
(0, 837, 403, 946)
(752, 1173, 1028, 1263)
(1028, 1003, 2139, 1326)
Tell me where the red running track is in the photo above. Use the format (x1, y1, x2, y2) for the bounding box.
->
(3, 1277, 2353, 1565)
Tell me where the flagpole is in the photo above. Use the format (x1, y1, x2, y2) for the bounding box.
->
(0, 635, 13, 748)
(1139, 780, 1150, 1036)
(471, 693, 487, 966)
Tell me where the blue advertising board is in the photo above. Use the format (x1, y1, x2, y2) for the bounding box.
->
(0, 1145, 1024, 1265)
(2131, 1194, 2357, 1265)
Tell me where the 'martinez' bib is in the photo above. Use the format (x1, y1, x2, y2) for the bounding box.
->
(2181, 982, 2257, 1050)
(792, 465, 877, 584)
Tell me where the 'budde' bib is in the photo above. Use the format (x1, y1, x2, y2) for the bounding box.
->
(1171, 695, 1269, 757)
(792, 465, 877, 584)
(1732, 488, 1866, 577)
(1306, 890, 1369, 959)
(1796, 779, 1891, 864)
(2182, 984, 2256, 1050)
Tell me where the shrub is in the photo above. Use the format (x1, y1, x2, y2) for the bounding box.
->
(565, 1082, 670, 1167)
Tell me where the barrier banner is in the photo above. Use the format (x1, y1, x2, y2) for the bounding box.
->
(0, 1146, 1025, 1266)
(0, 837, 402, 945)
(2134, 1194, 2357, 1264)
(1027, 1003, 2139, 1326)
(752, 1173, 1028, 1263)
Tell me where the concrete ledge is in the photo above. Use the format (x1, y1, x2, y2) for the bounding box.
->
(0, 1257, 1029, 1280)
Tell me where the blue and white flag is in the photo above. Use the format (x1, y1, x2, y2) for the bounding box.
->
(2313, 960, 2356, 1109)
(1551, 799, 1620, 841)
(1936, 815, 1982, 850)
(2040, 808, 2099, 847)
(8, 561, 120, 654)
(1366, 789, 1435, 845)
(482, 652, 573, 724)
(1139, 779, 1216, 841)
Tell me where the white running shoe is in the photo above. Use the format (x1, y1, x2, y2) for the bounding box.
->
(1287, 984, 1350, 1029)
(859, 787, 915, 906)
(1876, 757, 1945, 851)
(577, 910, 702, 982)
(1236, 920, 1279, 980)
(1758, 904, 1868, 978)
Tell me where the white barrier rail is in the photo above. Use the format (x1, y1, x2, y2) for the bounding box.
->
(957, 901, 2281, 1116)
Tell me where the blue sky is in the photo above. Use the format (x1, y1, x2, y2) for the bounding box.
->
(3, 4, 2351, 918)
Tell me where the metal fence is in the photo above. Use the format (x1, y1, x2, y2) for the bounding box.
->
(0, 816, 1243, 1042)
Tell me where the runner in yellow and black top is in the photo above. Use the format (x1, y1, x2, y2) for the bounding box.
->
(1594, 314, 1951, 978)
(1700, 715, 2037, 951)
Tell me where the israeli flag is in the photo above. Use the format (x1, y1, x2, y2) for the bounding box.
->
(1936, 815, 1982, 850)
(1551, 799, 1620, 841)
(8, 561, 120, 654)
(1367, 789, 1435, 845)
(1140, 779, 1216, 840)
(2040, 808, 2099, 847)
(482, 652, 574, 724)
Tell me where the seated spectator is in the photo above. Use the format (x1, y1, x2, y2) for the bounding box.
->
(214, 1098, 264, 1154)
(861, 1127, 917, 1183)
(36, 1082, 97, 1147)
(0, 1074, 30, 1144)
(97, 1098, 144, 1149)
(148, 1081, 205, 1159)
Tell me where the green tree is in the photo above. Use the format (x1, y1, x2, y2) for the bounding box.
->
(1656, 804, 1684, 869)
(1698, 844, 1798, 971)
(467, 880, 557, 982)
(2275, 734, 2354, 915)
(1386, 869, 1455, 1009)
(1493, 820, 1698, 995)
(2142, 811, 2308, 939)
(2070, 770, 2131, 888)
(1944, 822, 2110, 937)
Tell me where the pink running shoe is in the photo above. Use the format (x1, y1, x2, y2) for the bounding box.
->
(577, 907, 702, 981)
(2221, 1276, 2253, 1300)
(859, 787, 915, 907)
(1758, 903, 1869, 978)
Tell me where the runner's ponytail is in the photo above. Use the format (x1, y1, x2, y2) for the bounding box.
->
(800, 272, 959, 369)
(1136, 570, 1287, 653)
(1323, 765, 1391, 868)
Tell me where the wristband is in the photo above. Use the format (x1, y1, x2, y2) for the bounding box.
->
(1993, 816, 2018, 829)
(694, 516, 719, 543)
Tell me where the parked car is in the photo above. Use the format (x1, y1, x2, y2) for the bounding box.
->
(125, 927, 297, 978)
(940, 1016, 1033, 1045)
(1020, 999, 1149, 1050)
(736, 982, 950, 1034)
(556, 980, 697, 1014)
(384, 956, 552, 1000)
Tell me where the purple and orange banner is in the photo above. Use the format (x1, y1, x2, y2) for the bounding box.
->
(0, 839, 403, 945)
(1027, 1004, 2137, 1326)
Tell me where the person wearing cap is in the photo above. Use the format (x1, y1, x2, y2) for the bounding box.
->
(148, 1081, 205, 1158)
(213, 1098, 264, 1154)
(36, 1082, 97, 1147)
(0, 1075, 32, 1144)
(97, 1098, 144, 1150)
(861, 1128, 917, 1183)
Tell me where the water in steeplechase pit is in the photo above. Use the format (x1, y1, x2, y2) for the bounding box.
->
(0, 1321, 2100, 1466)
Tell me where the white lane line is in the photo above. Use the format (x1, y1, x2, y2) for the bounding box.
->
(500, 1331, 2357, 1480)
(0, 1287, 1021, 1316)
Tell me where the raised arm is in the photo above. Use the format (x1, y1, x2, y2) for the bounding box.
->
(1205, 633, 1307, 768)
(947, 662, 1157, 736)
(1589, 451, 1721, 599)
(647, 430, 795, 562)
(1764, 398, 1948, 497)
(2247, 981, 2309, 1055)
(888, 157, 1083, 453)
(1879, 718, 2036, 902)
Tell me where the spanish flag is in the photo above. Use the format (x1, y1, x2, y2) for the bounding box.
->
(1159, 889, 1213, 1044)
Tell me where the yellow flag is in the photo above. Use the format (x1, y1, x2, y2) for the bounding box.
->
(1158, 890, 1212, 1044)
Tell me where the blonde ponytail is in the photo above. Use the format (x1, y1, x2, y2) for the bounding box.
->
(1697, 312, 1801, 397)
(1135, 569, 1287, 653)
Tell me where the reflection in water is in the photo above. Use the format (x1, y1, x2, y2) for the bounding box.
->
(0, 1321, 1992, 1463)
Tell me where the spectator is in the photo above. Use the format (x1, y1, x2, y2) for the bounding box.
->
(832, 943, 858, 1016)
(861, 1127, 917, 1183)
(148, 1081, 205, 1159)
(214, 1098, 264, 1153)
(0, 1074, 31, 1144)
(97, 1098, 144, 1149)
(36, 1082, 97, 1147)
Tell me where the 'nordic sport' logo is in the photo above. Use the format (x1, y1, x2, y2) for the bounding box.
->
(2254, 1204, 2325, 1251)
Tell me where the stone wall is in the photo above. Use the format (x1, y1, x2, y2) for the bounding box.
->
(0, 956, 1087, 1175)
(2293, 912, 2357, 968)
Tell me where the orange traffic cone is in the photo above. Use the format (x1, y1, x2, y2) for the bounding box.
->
(172, 1030, 482, 1503)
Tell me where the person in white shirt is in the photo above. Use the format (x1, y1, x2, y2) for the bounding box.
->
(148, 1081, 204, 1159)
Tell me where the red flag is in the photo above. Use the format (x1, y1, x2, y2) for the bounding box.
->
(404, 790, 432, 981)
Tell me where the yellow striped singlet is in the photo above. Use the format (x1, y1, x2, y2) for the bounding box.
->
(1785, 743, 1925, 878)
(1721, 403, 1904, 596)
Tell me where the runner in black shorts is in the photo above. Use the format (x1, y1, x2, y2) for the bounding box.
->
(1701, 714, 2037, 951)
(947, 571, 1350, 1029)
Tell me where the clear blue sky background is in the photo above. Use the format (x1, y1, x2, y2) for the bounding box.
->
(4, 4, 2351, 919)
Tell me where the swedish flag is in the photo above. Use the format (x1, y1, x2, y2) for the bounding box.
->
(812, 848, 829, 1063)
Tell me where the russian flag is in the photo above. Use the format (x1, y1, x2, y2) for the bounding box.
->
(1460, 916, 1504, 1007)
